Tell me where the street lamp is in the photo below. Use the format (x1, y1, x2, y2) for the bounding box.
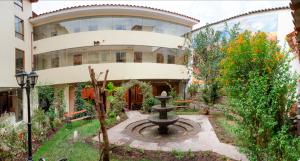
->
(15, 70, 38, 161)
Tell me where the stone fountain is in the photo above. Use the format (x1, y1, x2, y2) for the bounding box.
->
(148, 91, 179, 134)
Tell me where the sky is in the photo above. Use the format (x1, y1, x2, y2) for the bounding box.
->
(32, 0, 289, 29)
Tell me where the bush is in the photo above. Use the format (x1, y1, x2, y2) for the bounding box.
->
(220, 31, 300, 160)
(46, 106, 56, 130)
(188, 84, 199, 97)
(0, 121, 25, 160)
(142, 97, 159, 112)
(110, 87, 126, 114)
(37, 85, 55, 111)
(32, 109, 50, 142)
(55, 89, 66, 119)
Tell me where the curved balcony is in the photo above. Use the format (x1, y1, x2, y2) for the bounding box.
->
(36, 63, 188, 85)
(33, 30, 186, 54)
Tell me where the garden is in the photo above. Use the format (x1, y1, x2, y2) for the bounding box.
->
(1, 23, 300, 161)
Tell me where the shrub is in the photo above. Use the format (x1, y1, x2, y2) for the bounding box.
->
(110, 86, 126, 114)
(37, 85, 55, 111)
(47, 106, 56, 130)
(220, 31, 300, 160)
(142, 97, 159, 112)
(54, 89, 66, 119)
(32, 109, 50, 142)
(188, 84, 199, 97)
(0, 122, 25, 160)
(76, 82, 96, 117)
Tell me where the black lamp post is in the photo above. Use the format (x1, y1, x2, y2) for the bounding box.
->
(15, 70, 38, 161)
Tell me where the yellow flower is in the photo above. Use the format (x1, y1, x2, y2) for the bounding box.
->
(237, 36, 244, 44)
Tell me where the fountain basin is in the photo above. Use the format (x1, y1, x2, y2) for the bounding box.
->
(148, 114, 179, 126)
(151, 105, 176, 112)
(155, 96, 172, 100)
(124, 118, 201, 142)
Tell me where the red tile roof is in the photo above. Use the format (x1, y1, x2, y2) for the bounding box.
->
(30, 0, 38, 3)
(31, 4, 200, 22)
(193, 6, 289, 32)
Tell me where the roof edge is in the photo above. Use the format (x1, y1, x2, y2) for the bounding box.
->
(193, 6, 289, 32)
(31, 4, 200, 23)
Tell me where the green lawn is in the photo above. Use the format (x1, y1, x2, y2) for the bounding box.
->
(209, 111, 237, 145)
(33, 118, 117, 161)
(175, 108, 199, 115)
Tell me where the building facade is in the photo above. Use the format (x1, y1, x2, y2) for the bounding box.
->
(0, 0, 38, 123)
(1, 1, 298, 123)
(0, 1, 199, 120)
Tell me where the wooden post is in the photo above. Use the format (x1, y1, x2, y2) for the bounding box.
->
(88, 66, 110, 161)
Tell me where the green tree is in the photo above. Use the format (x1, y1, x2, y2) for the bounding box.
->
(220, 31, 300, 161)
(193, 26, 223, 114)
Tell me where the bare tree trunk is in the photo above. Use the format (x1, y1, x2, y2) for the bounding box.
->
(88, 66, 110, 161)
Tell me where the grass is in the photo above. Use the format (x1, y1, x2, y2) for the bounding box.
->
(33, 117, 117, 161)
(175, 108, 200, 115)
(209, 111, 237, 145)
(216, 117, 236, 137)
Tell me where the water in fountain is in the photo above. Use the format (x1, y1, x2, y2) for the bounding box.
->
(148, 91, 179, 134)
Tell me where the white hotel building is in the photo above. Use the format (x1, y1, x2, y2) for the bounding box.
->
(0, 0, 199, 122)
(0, 0, 298, 122)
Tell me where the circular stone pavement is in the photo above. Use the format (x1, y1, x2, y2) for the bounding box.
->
(93, 111, 248, 161)
(123, 118, 201, 142)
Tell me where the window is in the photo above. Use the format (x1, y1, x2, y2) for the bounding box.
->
(101, 51, 109, 62)
(156, 53, 164, 63)
(15, 16, 24, 40)
(88, 51, 99, 64)
(88, 25, 98, 31)
(51, 32, 57, 37)
(167, 55, 175, 64)
(73, 54, 82, 65)
(14, 0, 23, 11)
(15, 49, 24, 73)
(51, 54, 59, 68)
(116, 52, 126, 62)
(132, 25, 142, 31)
(134, 52, 142, 63)
(32, 17, 190, 41)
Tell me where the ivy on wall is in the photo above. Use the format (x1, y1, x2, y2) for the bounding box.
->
(75, 82, 96, 117)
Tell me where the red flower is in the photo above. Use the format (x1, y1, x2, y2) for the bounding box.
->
(81, 88, 95, 100)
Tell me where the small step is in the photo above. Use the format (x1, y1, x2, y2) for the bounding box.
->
(174, 121, 194, 131)
(133, 122, 155, 133)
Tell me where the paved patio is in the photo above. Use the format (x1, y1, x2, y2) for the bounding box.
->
(93, 111, 247, 161)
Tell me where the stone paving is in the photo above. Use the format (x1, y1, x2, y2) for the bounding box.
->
(93, 111, 248, 161)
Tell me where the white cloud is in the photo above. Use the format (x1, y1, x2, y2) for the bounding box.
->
(32, 0, 289, 29)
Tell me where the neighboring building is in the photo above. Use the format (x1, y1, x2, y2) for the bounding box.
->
(290, 0, 300, 135)
(0, 0, 37, 123)
(191, 6, 300, 90)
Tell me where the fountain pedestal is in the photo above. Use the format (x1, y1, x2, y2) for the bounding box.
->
(148, 94, 178, 134)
